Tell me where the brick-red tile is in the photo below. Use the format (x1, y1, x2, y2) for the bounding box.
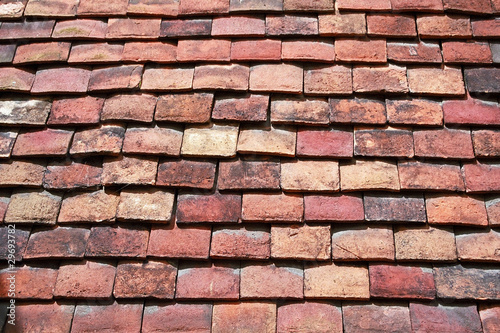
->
(367, 14, 417, 37)
(434, 265, 500, 299)
(330, 98, 386, 124)
(386, 98, 443, 125)
(157, 159, 216, 189)
(48, 96, 104, 125)
(77, 0, 128, 15)
(156, 93, 212, 123)
(116, 189, 174, 223)
(0, 20, 55, 40)
(176, 262, 240, 299)
(128, 0, 179, 16)
(281, 160, 339, 191)
(241, 262, 303, 299)
(353, 65, 408, 93)
(58, 190, 119, 223)
(122, 41, 176, 63)
(212, 16, 265, 36)
(193, 64, 249, 90)
(160, 18, 212, 37)
(340, 160, 400, 191)
(0, 194, 8, 223)
(210, 226, 271, 259)
(3, 303, 74, 333)
(331, 225, 394, 261)
(250, 63, 303, 93)
(304, 64, 352, 95)
(426, 194, 489, 226)
(304, 194, 364, 221)
(480, 305, 500, 333)
(102, 156, 158, 185)
(31, 67, 90, 94)
(24, 226, 89, 259)
(0, 266, 57, 299)
(456, 230, 500, 262)
(4, 190, 61, 225)
(399, 161, 465, 191)
(337, 0, 391, 10)
(212, 303, 276, 333)
(284, 0, 334, 11)
(179, 0, 229, 14)
(354, 127, 413, 158)
(410, 303, 483, 333)
(335, 39, 386, 63)
(387, 41, 442, 63)
(472, 19, 500, 37)
(487, 198, 500, 226)
(71, 302, 143, 333)
(271, 97, 330, 125)
(464, 68, 500, 94)
(277, 302, 342, 333)
(370, 264, 435, 299)
(177, 192, 241, 223)
(443, 95, 500, 125)
(141, 66, 194, 91)
(114, 260, 177, 298)
(304, 262, 370, 299)
(417, 14, 472, 38)
(242, 193, 303, 222)
(13, 42, 71, 64)
(68, 42, 123, 64)
(218, 159, 280, 190)
(391, 0, 443, 11)
(86, 225, 149, 258)
(443, 0, 493, 13)
(122, 126, 183, 156)
(414, 128, 474, 159)
(213, 93, 268, 122)
(297, 128, 353, 158)
(142, 303, 213, 333)
(106, 18, 161, 39)
(0, 160, 45, 187)
(463, 162, 500, 193)
(272, 224, 331, 260)
(148, 222, 211, 259)
(177, 39, 231, 62)
(231, 39, 281, 61)
(443, 41, 492, 64)
(13, 129, 73, 157)
(43, 161, 101, 190)
(70, 125, 125, 156)
(0, 226, 29, 261)
(89, 65, 143, 91)
(266, 15, 318, 35)
(282, 39, 335, 62)
(0, 68, 35, 92)
(52, 19, 107, 39)
(394, 225, 457, 261)
(473, 130, 500, 157)
(0, 44, 16, 63)
(318, 13, 366, 36)
(343, 304, 411, 333)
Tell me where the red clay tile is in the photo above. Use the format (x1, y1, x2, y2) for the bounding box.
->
(414, 128, 474, 159)
(122, 41, 176, 63)
(272, 224, 331, 260)
(456, 230, 500, 262)
(464, 68, 500, 94)
(408, 66, 465, 96)
(0, 20, 55, 40)
(3, 303, 74, 333)
(77, 0, 128, 16)
(473, 130, 500, 157)
(231, 39, 281, 61)
(367, 14, 417, 37)
(31, 67, 90, 94)
(463, 162, 500, 193)
(443, 95, 500, 125)
(116, 189, 175, 223)
(0, 194, 8, 223)
(304, 194, 364, 222)
(487, 198, 500, 226)
(70, 125, 125, 156)
(284, 0, 333, 11)
(370, 264, 435, 299)
(122, 126, 183, 156)
(86, 225, 149, 258)
(250, 63, 303, 93)
(210, 226, 271, 259)
(354, 127, 414, 158)
(271, 97, 329, 125)
(43, 161, 101, 190)
(282, 39, 334, 62)
(156, 159, 216, 189)
(48, 96, 104, 125)
(160, 18, 212, 37)
(343, 304, 411, 333)
(417, 14, 472, 38)
(156, 93, 212, 123)
(340, 160, 400, 191)
(0, 67, 35, 92)
(0, 226, 30, 261)
(213, 93, 268, 122)
(4, 190, 61, 225)
(241, 262, 303, 299)
(193, 64, 249, 90)
(335, 39, 386, 63)
(331, 225, 394, 261)
(148, 222, 211, 259)
(179, 0, 229, 14)
(330, 98, 386, 124)
(277, 302, 342, 333)
(399, 161, 465, 191)
(364, 194, 426, 222)
(434, 265, 500, 299)
(177, 192, 241, 223)
(266, 15, 318, 35)
(387, 41, 442, 63)
(443, 41, 492, 64)
(391, 0, 443, 12)
(0, 0, 26, 18)
(426, 194, 489, 226)
(297, 128, 353, 158)
(304, 64, 352, 95)
(12, 129, 73, 157)
(410, 303, 483, 333)
(212, 303, 276, 332)
(337, 0, 391, 11)
(13, 42, 71, 64)
(386, 98, 443, 125)
(142, 303, 213, 333)
(88, 65, 143, 91)
(176, 262, 240, 299)
(177, 39, 231, 62)
(102, 156, 158, 185)
(212, 16, 265, 36)
(141, 66, 194, 91)
(480, 305, 500, 333)
(229, 0, 282, 11)
(114, 260, 177, 298)
(106, 18, 161, 38)
(318, 13, 366, 36)
(0, 44, 16, 63)
(24, 226, 90, 259)
(181, 124, 238, 157)
(72, 302, 143, 332)
(394, 225, 457, 261)
(472, 19, 500, 37)
(128, 0, 179, 15)
(0, 131, 17, 158)
(0, 266, 57, 299)
(238, 125, 296, 156)
(281, 160, 339, 192)
(0, 160, 45, 187)
(443, 0, 492, 13)
(58, 190, 119, 223)
(242, 193, 303, 222)
(218, 159, 280, 190)
(353, 65, 408, 93)
(52, 19, 107, 39)
(102, 93, 156, 123)
(68, 43, 123, 64)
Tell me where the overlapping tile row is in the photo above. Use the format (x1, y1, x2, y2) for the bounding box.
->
(1, 0, 500, 332)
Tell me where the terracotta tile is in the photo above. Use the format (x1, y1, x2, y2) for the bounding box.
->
(24, 226, 90, 259)
(367, 14, 417, 37)
(181, 124, 239, 158)
(88, 65, 143, 91)
(331, 225, 394, 261)
(102, 156, 158, 185)
(193, 64, 249, 90)
(156, 159, 216, 189)
(68, 43, 123, 64)
(0, 266, 58, 299)
(410, 303, 482, 333)
(394, 225, 457, 261)
(417, 14, 472, 38)
(335, 39, 387, 63)
(49, 96, 104, 125)
(122, 126, 183, 156)
(463, 162, 500, 192)
(426, 194, 488, 226)
(231, 39, 281, 61)
(116, 189, 175, 223)
(456, 230, 500, 262)
(297, 128, 353, 158)
(160, 18, 212, 37)
(58, 190, 119, 223)
(3, 303, 74, 333)
(0, 226, 30, 261)
(52, 19, 107, 39)
(71, 301, 143, 332)
(353, 65, 408, 93)
(106, 18, 161, 38)
(386, 98, 443, 125)
(238, 125, 296, 156)
(304, 64, 352, 95)
(141, 66, 194, 91)
(343, 304, 411, 333)
(13, 42, 71, 64)
(54, 261, 116, 298)
(304, 194, 364, 222)
(272, 224, 331, 260)
(218, 159, 280, 190)
(211, 226, 271, 259)
(70, 125, 125, 156)
(271, 97, 330, 125)
(277, 302, 342, 333)
(250, 63, 303, 93)
(4, 190, 62, 225)
(387, 41, 442, 63)
(0, 160, 46, 187)
(212, 303, 276, 333)
(330, 98, 386, 124)
(266, 15, 318, 35)
(281, 160, 339, 192)
(340, 160, 400, 191)
(465, 68, 500, 94)
(122, 41, 176, 63)
(177, 192, 241, 223)
(318, 13, 366, 36)
(242, 193, 303, 222)
(143, 303, 212, 333)
(212, 16, 265, 36)
(213, 93, 268, 122)
(31, 67, 90, 94)
(0, 67, 35, 92)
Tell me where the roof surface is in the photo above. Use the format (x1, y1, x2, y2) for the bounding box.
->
(0, 0, 500, 332)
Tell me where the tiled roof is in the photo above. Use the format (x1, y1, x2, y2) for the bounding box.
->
(1, 0, 500, 332)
